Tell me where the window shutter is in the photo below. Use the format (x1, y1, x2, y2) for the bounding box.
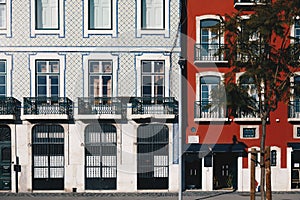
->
(93, 0, 111, 29)
(0, 4, 5, 28)
(145, 0, 163, 29)
(38, 0, 58, 29)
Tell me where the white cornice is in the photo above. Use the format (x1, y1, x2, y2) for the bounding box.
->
(0, 46, 181, 53)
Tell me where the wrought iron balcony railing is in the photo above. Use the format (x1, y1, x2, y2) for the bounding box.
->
(0, 97, 20, 116)
(78, 97, 122, 115)
(234, 0, 271, 9)
(194, 43, 226, 62)
(130, 97, 178, 115)
(194, 101, 227, 119)
(288, 101, 300, 119)
(235, 103, 260, 119)
(24, 97, 73, 116)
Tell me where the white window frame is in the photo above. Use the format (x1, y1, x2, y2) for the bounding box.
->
(83, 53, 118, 97)
(195, 71, 224, 102)
(270, 147, 281, 168)
(0, 0, 11, 37)
(136, 0, 170, 37)
(30, 0, 65, 37)
(0, 53, 11, 96)
(35, 60, 60, 98)
(291, 17, 300, 44)
(136, 54, 170, 97)
(29, 53, 65, 97)
(240, 125, 259, 139)
(83, 0, 117, 37)
(293, 125, 300, 139)
(196, 15, 224, 45)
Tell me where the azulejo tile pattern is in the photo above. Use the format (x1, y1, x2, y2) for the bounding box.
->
(2, 0, 181, 102)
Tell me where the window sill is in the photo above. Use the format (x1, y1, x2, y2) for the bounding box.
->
(83, 29, 117, 38)
(136, 29, 170, 38)
(31, 29, 64, 37)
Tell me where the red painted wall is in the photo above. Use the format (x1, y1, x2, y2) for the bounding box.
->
(184, 0, 295, 169)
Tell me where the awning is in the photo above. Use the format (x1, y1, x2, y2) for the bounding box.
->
(288, 143, 300, 150)
(184, 143, 247, 153)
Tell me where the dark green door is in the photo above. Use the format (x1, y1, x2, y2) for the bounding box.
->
(137, 124, 169, 189)
(0, 126, 11, 190)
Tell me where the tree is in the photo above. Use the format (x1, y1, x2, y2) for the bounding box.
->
(218, 1, 300, 199)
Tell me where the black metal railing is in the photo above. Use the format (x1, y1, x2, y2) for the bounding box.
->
(24, 97, 73, 116)
(236, 103, 260, 119)
(130, 97, 178, 115)
(194, 101, 227, 119)
(234, 0, 270, 3)
(288, 101, 300, 118)
(234, 0, 271, 8)
(78, 97, 122, 115)
(194, 43, 226, 62)
(0, 97, 20, 115)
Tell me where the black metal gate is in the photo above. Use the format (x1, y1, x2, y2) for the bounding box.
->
(32, 125, 64, 190)
(137, 124, 169, 189)
(0, 126, 11, 190)
(85, 124, 117, 190)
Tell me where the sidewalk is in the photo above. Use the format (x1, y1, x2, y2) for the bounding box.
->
(0, 191, 299, 200)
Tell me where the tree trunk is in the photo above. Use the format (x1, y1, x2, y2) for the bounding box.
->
(260, 117, 267, 200)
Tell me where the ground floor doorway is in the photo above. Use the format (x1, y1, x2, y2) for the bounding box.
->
(0, 126, 11, 190)
(184, 153, 202, 189)
(213, 152, 238, 190)
(291, 150, 300, 189)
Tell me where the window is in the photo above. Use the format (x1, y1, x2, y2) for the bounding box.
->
(141, 0, 164, 29)
(200, 76, 220, 113)
(88, 60, 112, 97)
(136, 0, 170, 37)
(297, 127, 300, 137)
(30, 54, 64, 98)
(240, 125, 259, 139)
(294, 19, 300, 43)
(195, 16, 224, 62)
(236, 74, 260, 119)
(0, 60, 6, 97)
(84, 0, 117, 37)
(36, 0, 59, 30)
(141, 61, 164, 98)
(294, 76, 300, 114)
(89, 0, 112, 30)
(83, 54, 118, 97)
(293, 126, 300, 138)
(195, 72, 226, 120)
(36, 60, 59, 98)
(0, 0, 11, 36)
(31, 0, 64, 37)
(243, 128, 256, 138)
(0, 0, 6, 29)
(270, 150, 277, 166)
(136, 54, 170, 97)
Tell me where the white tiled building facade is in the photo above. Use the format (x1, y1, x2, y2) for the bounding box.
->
(0, 0, 181, 192)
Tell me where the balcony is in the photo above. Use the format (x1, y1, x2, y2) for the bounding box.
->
(23, 97, 73, 120)
(194, 44, 227, 64)
(234, 0, 271, 9)
(128, 97, 178, 119)
(234, 103, 261, 121)
(0, 97, 21, 120)
(194, 101, 228, 122)
(77, 97, 122, 120)
(288, 101, 300, 122)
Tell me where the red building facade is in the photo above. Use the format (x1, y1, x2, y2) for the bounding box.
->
(182, 0, 300, 191)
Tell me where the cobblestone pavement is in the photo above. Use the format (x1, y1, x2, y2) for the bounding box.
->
(0, 191, 300, 200)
